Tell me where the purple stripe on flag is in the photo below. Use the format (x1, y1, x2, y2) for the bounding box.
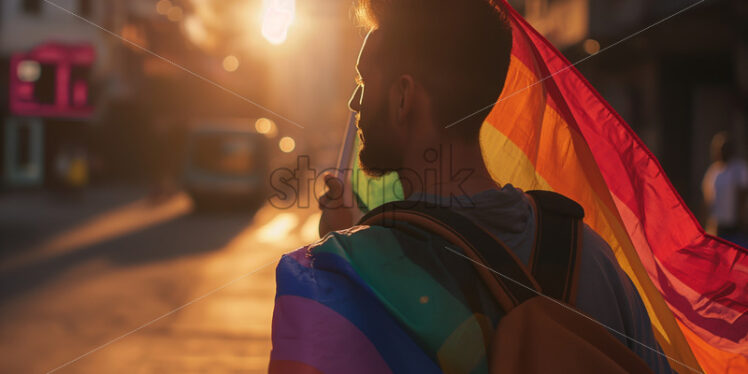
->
(270, 295, 393, 374)
(288, 246, 313, 268)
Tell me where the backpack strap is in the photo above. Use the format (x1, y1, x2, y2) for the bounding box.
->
(358, 200, 540, 313)
(525, 190, 585, 306)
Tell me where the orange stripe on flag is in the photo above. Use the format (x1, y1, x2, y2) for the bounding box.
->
(482, 46, 702, 371)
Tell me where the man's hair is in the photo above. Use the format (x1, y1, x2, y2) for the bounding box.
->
(356, 0, 513, 142)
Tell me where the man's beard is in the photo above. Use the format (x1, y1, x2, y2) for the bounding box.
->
(357, 108, 402, 178)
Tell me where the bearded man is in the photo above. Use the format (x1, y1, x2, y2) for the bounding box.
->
(270, 1, 671, 373)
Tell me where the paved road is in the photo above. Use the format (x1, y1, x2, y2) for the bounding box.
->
(0, 187, 319, 373)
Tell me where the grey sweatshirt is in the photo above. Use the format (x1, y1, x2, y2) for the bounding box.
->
(407, 183, 673, 374)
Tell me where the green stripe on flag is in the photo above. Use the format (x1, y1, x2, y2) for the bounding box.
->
(312, 226, 488, 373)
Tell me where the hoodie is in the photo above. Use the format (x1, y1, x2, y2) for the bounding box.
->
(407, 183, 672, 373)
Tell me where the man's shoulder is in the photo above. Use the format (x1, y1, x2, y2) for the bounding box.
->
(313, 224, 397, 251)
(281, 224, 400, 267)
(577, 224, 672, 373)
(275, 225, 397, 298)
(579, 224, 620, 270)
(576, 223, 645, 331)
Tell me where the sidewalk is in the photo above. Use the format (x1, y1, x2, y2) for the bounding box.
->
(0, 185, 147, 261)
(0, 185, 319, 373)
(69, 207, 319, 373)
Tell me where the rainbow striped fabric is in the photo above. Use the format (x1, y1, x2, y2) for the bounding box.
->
(271, 224, 509, 373)
(271, 1, 747, 373)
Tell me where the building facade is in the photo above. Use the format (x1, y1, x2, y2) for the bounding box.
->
(0, 0, 109, 188)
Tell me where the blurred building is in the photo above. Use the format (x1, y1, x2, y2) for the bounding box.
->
(510, 0, 747, 222)
(0, 0, 111, 189)
(0, 0, 234, 188)
(0, 0, 362, 192)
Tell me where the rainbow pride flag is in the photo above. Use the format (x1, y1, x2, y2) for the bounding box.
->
(272, 1, 746, 373)
(272, 225, 513, 373)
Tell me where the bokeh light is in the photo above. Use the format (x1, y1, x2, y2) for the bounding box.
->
(183, 16, 211, 49)
(261, 0, 295, 45)
(167, 6, 183, 22)
(583, 39, 600, 55)
(222, 55, 239, 72)
(156, 0, 171, 15)
(278, 136, 295, 153)
(255, 118, 272, 134)
(17, 60, 41, 82)
(255, 118, 278, 137)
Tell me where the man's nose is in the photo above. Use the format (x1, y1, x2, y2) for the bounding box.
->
(348, 85, 362, 113)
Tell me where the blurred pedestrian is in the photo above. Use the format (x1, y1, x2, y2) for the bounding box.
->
(67, 146, 89, 190)
(702, 131, 748, 244)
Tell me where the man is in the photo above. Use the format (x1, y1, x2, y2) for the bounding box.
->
(702, 131, 748, 245)
(271, 1, 671, 372)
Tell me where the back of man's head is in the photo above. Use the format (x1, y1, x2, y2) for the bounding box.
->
(711, 131, 735, 163)
(356, 0, 513, 143)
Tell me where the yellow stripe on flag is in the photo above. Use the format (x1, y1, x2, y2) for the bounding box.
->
(479, 52, 702, 371)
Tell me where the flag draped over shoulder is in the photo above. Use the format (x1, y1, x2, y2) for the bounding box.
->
(271, 225, 505, 374)
(348, 1, 747, 373)
(272, 1, 747, 373)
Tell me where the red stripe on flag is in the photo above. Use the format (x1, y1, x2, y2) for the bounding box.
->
(495, 0, 748, 370)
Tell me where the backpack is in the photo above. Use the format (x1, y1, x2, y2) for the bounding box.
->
(357, 190, 653, 374)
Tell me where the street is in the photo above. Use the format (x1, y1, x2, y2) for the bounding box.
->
(0, 0, 743, 372)
(0, 186, 319, 373)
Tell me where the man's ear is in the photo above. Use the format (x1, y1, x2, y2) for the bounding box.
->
(394, 74, 416, 124)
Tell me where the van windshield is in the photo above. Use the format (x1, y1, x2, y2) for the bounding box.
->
(190, 134, 254, 176)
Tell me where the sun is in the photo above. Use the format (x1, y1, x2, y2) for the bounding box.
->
(261, 0, 295, 45)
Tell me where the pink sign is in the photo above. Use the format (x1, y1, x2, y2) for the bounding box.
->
(9, 42, 95, 118)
